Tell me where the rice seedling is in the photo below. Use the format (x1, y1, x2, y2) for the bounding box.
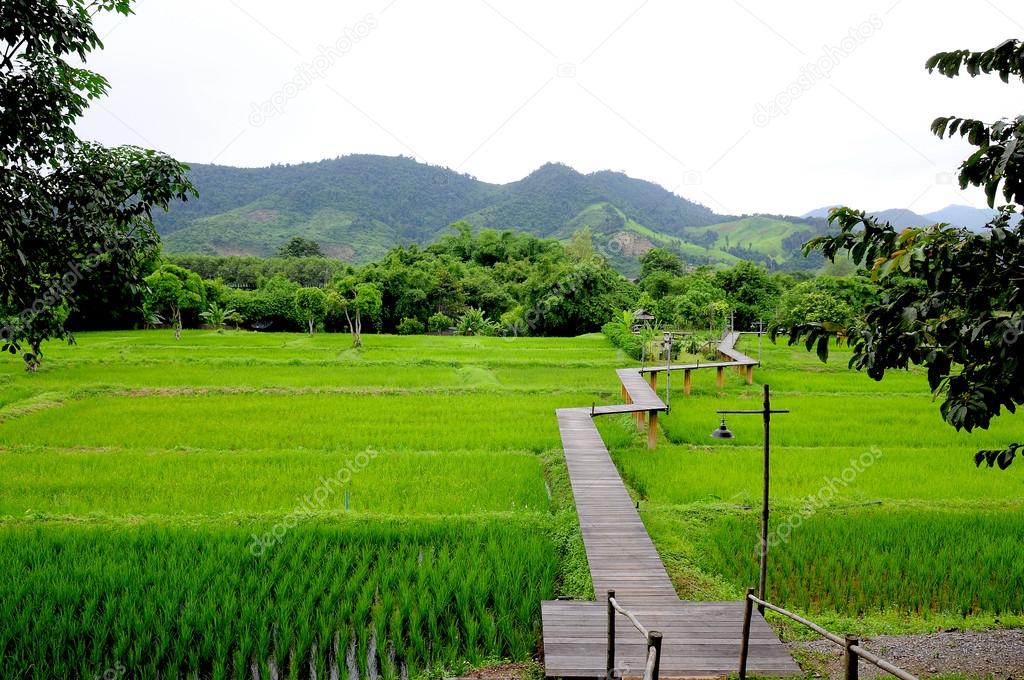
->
(0, 521, 556, 680)
(696, 507, 1024, 616)
(0, 391, 575, 452)
(0, 448, 549, 517)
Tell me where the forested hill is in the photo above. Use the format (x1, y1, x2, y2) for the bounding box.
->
(155, 154, 827, 272)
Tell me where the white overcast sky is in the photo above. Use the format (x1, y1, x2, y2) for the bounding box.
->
(76, 0, 1023, 216)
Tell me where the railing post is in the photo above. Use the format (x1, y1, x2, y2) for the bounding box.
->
(606, 590, 615, 680)
(738, 587, 754, 680)
(844, 635, 859, 680)
(647, 411, 658, 449)
(649, 631, 663, 680)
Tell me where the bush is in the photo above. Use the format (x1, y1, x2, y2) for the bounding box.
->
(396, 317, 425, 335)
(427, 312, 453, 333)
(601, 320, 643, 360)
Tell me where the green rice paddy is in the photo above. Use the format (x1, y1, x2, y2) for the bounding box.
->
(2, 329, 1022, 677)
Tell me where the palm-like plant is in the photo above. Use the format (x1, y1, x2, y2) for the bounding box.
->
(200, 302, 242, 332)
(456, 308, 497, 336)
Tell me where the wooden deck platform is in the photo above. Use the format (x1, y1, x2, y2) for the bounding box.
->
(542, 601, 800, 678)
(541, 334, 800, 678)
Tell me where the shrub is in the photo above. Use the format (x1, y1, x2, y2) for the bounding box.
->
(397, 317, 425, 335)
(601, 318, 643, 360)
(427, 312, 453, 334)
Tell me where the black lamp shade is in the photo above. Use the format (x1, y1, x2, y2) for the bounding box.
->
(711, 418, 734, 439)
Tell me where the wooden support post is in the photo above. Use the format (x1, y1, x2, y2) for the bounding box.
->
(649, 631, 663, 680)
(634, 409, 644, 431)
(647, 411, 658, 449)
(737, 587, 754, 680)
(648, 371, 657, 391)
(621, 383, 630, 403)
(716, 366, 724, 389)
(843, 635, 859, 680)
(684, 369, 692, 396)
(745, 365, 754, 385)
(606, 590, 615, 680)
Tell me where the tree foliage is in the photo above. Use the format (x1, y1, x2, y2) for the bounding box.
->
(293, 287, 328, 335)
(143, 264, 205, 339)
(337, 279, 382, 348)
(782, 39, 1024, 467)
(276, 237, 325, 259)
(0, 0, 194, 367)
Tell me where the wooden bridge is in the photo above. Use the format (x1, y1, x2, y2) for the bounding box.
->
(541, 332, 800, 678)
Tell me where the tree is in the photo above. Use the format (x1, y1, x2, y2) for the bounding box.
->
(276, 237, 325, 258)
(293, 287, 328, 335)
(0, 1, 194, 368)
(143, 264, 205, 339)
(776, 280, 856, 330)
(565, 226, 598, 262)
(783, 39, 1024, 468)
(639, 248, 684, 278)
(337, 280, 381, 347)
(669, 271, 729, 328)
(714, 261, 780, 329)
(520, 261, 630, 335)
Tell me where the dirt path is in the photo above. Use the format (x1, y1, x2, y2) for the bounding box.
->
(791, 628, 1024, 678)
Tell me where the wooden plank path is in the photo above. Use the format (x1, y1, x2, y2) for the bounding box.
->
(541, 333, 800, 678)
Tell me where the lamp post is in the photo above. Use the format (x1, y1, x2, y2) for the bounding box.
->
(711, 383, 788, 610)
(662, 332, 673, 412)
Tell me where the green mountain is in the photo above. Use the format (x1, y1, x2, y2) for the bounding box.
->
(155, 154, 825, 272)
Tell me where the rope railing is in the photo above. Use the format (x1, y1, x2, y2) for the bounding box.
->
(606, 590, 663, 680)
(739, 588, 918, 680)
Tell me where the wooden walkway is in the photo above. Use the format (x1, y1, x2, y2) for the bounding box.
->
(541, 333, 800, 678)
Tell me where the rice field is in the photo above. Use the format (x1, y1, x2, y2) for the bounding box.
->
(599, 338, 1024, 633)
(699, 509, 1024, 616)
(0, 330, 616, 679)
(5, 328, 1024, 677)
(0, 522, 555, 679)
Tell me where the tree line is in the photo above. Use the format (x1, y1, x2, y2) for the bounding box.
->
(129, 223, 892, 347)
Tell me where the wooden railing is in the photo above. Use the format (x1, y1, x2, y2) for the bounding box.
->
(738, 587, 918, 680)
(606, 590, 663, 680)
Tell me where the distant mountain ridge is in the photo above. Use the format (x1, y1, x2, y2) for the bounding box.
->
(802, 204, 1018, 232)
(155, 154, 829, 272)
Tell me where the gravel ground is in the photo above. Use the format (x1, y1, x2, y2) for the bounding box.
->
(790, 628, 1024, 678)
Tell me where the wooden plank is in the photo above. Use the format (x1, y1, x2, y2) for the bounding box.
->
(543, 331, 799, 678)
